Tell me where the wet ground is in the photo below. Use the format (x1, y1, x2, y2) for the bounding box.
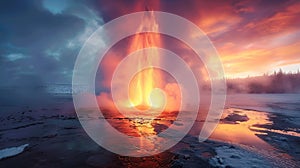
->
(0, 94, 300, 167)
(0, 100, 215, 168)
(210, 108, 300, 167)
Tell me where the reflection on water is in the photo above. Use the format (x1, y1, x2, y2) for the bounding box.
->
(209, 107, 300, 167)
(250, 126, 300, 137)
(210, 108, 300, 148)
(80, 105, 300, 166)
(93, 109, 183, 156)
(210, 108, 274, 149)
(101, 109, 178, 137)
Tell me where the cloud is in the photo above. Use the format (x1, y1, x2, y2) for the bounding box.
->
(5, 53, 27, 61)
(42, 0, 70, 14)
(204, 0, 300, 77)
(89, 0, 299, 79)
(1, 0, 299, 85)
(0, 0, 104, 84)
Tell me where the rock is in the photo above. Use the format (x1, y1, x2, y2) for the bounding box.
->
(265, 137, 272, 141)
(183, 154, 190, 160)
(225, 165, 233, 168)
(230, 155, 241, 159)
(279, 136, 288, 141)
(223, 113, 249, 123)
(171, 160, 183, 168)
(86, 154, 116, 167)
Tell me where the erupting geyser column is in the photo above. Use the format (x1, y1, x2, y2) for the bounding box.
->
(128, 10, 163, 111)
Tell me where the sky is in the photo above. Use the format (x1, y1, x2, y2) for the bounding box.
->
(1, 0, 300, 87)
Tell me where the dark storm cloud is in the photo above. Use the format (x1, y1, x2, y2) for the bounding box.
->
(0, 2, 81, 51)
(0, 0, 104, 84)
(0, 0, 104, 105)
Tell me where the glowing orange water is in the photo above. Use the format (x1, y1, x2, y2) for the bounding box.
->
(128, 11, 163, 110)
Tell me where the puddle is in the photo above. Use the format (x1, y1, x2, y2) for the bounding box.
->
(250, 126, 300, 137)
(209, 108, 300, 167)
(210, 108, 274, 149)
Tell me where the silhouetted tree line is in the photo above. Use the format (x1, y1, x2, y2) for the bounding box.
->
(226, 69, 300, 93)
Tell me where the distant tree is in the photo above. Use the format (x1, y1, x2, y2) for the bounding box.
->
(226, 68, 300, 94)
(248, 82, 264, 93)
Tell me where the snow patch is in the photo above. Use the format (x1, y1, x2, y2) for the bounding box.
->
(0, 144, 29, 160)
(209, 145, 272, 168)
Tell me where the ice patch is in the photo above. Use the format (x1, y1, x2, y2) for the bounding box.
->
(209, 145, 272, 168)
(0, 144, 29, 160)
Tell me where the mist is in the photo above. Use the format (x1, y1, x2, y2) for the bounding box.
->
(226, 70, 300, 94)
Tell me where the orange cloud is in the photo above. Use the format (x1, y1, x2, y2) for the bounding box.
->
(96, 0, 300, 78)
(210, 1, 300, 77)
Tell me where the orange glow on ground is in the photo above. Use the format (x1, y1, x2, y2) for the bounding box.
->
(210, 108, 273, 149)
